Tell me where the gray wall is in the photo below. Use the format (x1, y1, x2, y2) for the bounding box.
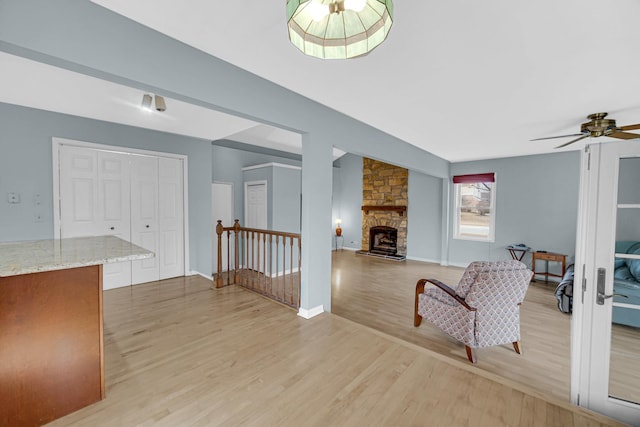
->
(272, 167, 301, 234)
(0, 102, 213, 276)
(332, 154, 363, 250)
(407, 171, 443, 262)
(449, 151, 581, 273)
(212, 142, 301, 229)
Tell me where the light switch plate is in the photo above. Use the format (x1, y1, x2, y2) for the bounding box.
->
(7, 192, 21, 204)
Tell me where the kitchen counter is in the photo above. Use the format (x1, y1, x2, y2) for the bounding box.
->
(0, 235, 153, 277)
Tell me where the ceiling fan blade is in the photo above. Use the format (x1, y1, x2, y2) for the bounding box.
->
(619, 123, 640, 131)
(555, 134, 589, 149)
(608, 131, 640, 140)
(530, 133, 584, 141)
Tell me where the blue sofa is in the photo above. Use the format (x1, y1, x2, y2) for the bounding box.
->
(613, 241, 640, 328)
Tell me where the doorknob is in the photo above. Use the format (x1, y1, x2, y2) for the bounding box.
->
(110, 226, 115, 231)
(595, 268, 627, 305)
(596, 268, 606, 305)
(146, 225, 150, 228)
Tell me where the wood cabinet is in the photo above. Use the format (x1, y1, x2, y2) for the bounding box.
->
(0, 265, 104, 427)
(0, 236, 153, 426)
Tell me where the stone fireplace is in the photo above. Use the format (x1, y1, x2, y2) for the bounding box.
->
(360, 158, 408, 259)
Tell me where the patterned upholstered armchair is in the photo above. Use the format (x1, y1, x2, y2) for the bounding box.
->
(414, 260, 533, 363)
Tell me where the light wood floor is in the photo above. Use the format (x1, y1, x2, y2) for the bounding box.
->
(46, 275, 622, 426)
(331, 251, 640, 406)
(332, 250, 574, 400)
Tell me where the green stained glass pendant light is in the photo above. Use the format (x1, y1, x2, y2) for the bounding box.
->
(287, 0, 393, 59)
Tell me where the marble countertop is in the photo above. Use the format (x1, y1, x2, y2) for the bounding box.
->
(0, 235, 154, 277)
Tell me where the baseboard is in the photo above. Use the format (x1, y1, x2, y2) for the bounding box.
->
(447, 261, 469, 268)
(297, 305, 324, 319)
(191, 271, 213, 281)
(340, 246, 359, 252)
(532, 274, 561, 284)
(406, 256, 442, 264)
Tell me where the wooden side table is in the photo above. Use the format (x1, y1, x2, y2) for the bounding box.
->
(507, 246, 530, 261)
(532, 251, 566, 282)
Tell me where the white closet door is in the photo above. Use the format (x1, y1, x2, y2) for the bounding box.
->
(158, 157, 185, 280)
(131, 155, 160, 284)
(60, 146, 99, 238)
(60, 146, 131, 289)
(98, 150, 132, 289)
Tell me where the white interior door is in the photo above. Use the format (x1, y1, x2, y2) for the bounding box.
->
(212, 182, 234, 272)
(575, 141, 640, 425)
(245, 181, 267, 229)
(158, 157, 185, 280)
(60, 146, 131, 289)
(131, 155, 159, 284)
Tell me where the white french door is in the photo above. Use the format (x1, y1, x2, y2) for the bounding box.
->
(574, 141, 640, 425)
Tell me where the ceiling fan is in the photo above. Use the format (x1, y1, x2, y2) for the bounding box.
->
(532, 112, 640, 148)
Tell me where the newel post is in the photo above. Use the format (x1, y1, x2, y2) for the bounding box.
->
(215, 220, 224, 288)
(233, 219, 240, 284)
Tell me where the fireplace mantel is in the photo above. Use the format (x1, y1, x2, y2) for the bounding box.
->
(361, 205, 407, 216)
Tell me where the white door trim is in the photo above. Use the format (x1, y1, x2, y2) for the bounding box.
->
(52, 137, 190, 274)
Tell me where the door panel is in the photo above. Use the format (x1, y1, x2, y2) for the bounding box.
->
(158, 157, 184, 280)
(60, 146, 131, 289)
(98, 151, 131, 289)
(131, 155, 159, 284)
(608, 156, 640, 405)
(60, 147, 98, 237)
(245, 183, 267, 229)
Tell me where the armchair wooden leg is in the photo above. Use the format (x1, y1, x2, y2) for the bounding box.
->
(414, 280, 426, 327)
(512, 341, 521, 354)
(414, 312, 422, 327)
(465, 346, 477, 364)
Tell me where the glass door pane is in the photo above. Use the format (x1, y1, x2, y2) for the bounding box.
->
(609, 157, 640, 404)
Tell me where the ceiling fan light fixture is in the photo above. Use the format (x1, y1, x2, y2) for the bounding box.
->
(533, 112, 640, 149)
(287, 0, 393, 60)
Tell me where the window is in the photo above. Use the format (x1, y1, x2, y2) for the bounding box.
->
(453, 173, 496, 242)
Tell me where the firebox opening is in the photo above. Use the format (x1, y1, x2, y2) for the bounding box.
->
(369, 226, 398, 256)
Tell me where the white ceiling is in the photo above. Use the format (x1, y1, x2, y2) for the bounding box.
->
(0, 51, 345, 160)
(0, 52, 260, 142)
(5, 1, 640, 162)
